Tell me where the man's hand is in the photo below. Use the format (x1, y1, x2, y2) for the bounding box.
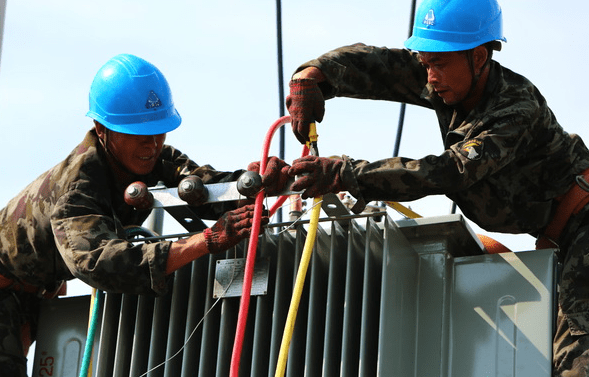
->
(203, 204, 269, 254)
(286, 78, 325, 144)
(289, 155, 344, 199)
(247, 156, 291, 196)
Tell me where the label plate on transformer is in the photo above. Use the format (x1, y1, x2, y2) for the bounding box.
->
(213, 258, 270, 298)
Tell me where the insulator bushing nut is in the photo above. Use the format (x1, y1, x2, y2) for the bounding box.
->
(124, 181, 154, 209)
(236, 171, 263, 197)
(178, 175, 208, 206)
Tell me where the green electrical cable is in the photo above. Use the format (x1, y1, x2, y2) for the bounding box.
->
(79, 288, 102, 377)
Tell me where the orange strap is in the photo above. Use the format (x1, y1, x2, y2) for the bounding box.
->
(0, 272, 66, 298)
(0, 273, 12, 289)
(477, 234, 511, 254)
(537, 168, 589, 249)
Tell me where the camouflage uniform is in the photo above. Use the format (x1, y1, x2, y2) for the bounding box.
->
(0, 129, 243, 375)
(298, 43, 589, 375)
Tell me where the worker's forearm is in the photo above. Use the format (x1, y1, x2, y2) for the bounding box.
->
(292, 66, 326, 82)
(166, 233, 209, 275)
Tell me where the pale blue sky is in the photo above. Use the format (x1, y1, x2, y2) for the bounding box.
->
(0, 0, 585, 292)
(2, 1, 586, 373)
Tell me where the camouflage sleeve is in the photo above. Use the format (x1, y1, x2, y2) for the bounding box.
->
(295, 43, 431, 108)
(341, 109, 542, 212)
(155, 145, 243, 186)
(154, 145, 246, 220)
(51, 183, 172, 296)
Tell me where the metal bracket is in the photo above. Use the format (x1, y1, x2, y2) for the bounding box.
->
(148, 179, 303, 208)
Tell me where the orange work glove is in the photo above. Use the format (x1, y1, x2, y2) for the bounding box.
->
(203, 204, 269, 254)
(289, 155, 344, 199)
(247, 156, 291, 196)
(286, 78, 325, 144)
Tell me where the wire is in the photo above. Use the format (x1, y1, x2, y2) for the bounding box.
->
(78, 288, 102, 377)
(274, 195, 322, 376)
(275, 199, 323, 235)
(230, 116, 311, 376)
(137, 262, 239, 377)
(229, 115, 292, 377)
(274, 122, 322, 376)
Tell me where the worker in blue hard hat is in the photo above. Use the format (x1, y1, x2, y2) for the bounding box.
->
(259, 0, 589, 374)
(0, 53, 269, 376)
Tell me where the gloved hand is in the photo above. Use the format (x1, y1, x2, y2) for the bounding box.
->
(289, 155, 344, 199)
(286, 78, 325, 144)
(247, 156, 291, 196)
(203, 204, 269, 254)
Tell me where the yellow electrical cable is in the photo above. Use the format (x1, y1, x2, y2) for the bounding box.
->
(273, 125, 422, 375)
(274, 196, 322, 377)
(385, 201, 422, 219)
(274, 123, 321, 376)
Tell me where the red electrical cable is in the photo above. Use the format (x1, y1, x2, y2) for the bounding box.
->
(268, 143, 310, 216)
(230, 115, 294, 377)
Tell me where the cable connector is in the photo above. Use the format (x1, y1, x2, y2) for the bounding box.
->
(306, 122, 319, 156)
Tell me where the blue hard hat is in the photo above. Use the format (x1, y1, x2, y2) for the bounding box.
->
(404, 0, 507, 52)
(86, 54, 181, 135)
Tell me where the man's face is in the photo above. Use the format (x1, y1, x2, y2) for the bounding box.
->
(418, 51, 473, 106)
(106, 131, 166, 176)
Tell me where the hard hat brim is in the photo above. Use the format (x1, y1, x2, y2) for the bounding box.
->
(404, 35, 499, 52)
(87, 109, 181, 136)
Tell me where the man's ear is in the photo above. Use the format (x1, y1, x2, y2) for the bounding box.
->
(94, 120, 107, 141)
(473, 45, 489, 74)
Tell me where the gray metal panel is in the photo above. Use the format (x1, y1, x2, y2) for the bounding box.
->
(396, 214, 486, 257)
(415, 249, 449, 376)
(341, 219, 367, 376)
(95, 292, 121, 377)
(149, 293, 173, 377)
(35, 213, 555, 377)
(449, 249, 555, 376)
(285, 227, 309, 377)
(251, 232, 276, 377)
(197, 254, 223, 377)
(112, 294, 137, 377)
(304, 223, 331, 376)
(180, 257, 208, 377)
(378, 216, 419, 376)
(33, 296, 98, 377)
(322, 220, 348, 376)
(215, 296, 238, 377)
(268, 230, 296, 377)
(129, 295, 155, 376)
(163, 265, 191, 377)
(377, 215, 555, 377)
(358, 217, 383, 376)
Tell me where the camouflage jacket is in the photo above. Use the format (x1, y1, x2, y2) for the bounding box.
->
(299, 43, 589, 235)
(0, 129, 243, 295)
